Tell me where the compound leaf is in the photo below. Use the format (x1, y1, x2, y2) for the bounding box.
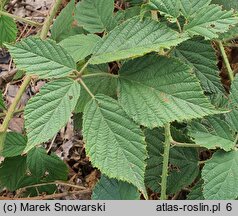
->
(90, 17, 187, 64)
(75, 66, 117, 113)
(75, 0, 114, 33)
(92, 175, 140, 200)
(24, 78, 80, 152)
(202, 150, 238, 200)
(173, 37, 224, 94)
(83, 94, 147, 196)
(0, 15, 17, 46)
(188, 116, 235, 151)
(118, 55, 220, 128)
(6, 37, 76, 79)
(60, 34, 101, 62)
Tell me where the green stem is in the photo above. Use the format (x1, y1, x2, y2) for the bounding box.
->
(171, 140, 204, 148)
(160, 123, 172, 200)
(218, 41, 234, 82)
(78, 78, 95, 99)
(0, 10, 42, 27)
(40, 0, 63, 39)
(0, 76, 31, 152)
(176, 19, 182, 33)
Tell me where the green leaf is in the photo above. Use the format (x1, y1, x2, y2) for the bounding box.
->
(51, 0, 75, 42)
(0, 15, 17, 46)
(202, 150, 238, 199)
(2, 132, 27, 157)
(184, 4, 238, 39)
(24, 78, 81, 152)
(147, 0, 211, 19)
(27, 147, 68, 180)
(145, 128, 199, 194)
(173, 37, 224, 94)
(60, 34, 101, 62)
(92, 175, 140, 200)
(148, 0, 180, 19)
(179, 0, 211, 18)
(75, 67, 117, 113)
(187, 180, 204, 200)
(6, 37, 76, 79)
(212, 0, 238, 11)
(0, 156, 27, 191)
(90, 17, 187, 64)
(188, 116, 235, 151)
(219, 24, 238, 41)
(83, 94, 147, 196)
(0, 90, 6, 110)
(75, 0, 114, 33)
(118, 55, 220, 128)
(226, 76, 238, 131)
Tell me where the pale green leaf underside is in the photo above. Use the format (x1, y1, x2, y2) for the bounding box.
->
(173, 37, 224, 94)
(202, 150, 238, 200)
(184, 4, 238, 39)
(188, 117, 235, 151)
(226, 77, 238, 131)
(24, 78, 80, 152)
(0, 15, 17, 46)
(75, 0, 114, 33)
(92, 175, 140, 200)
(27, 147, 68, 180)
(2, 132, 27, 157)
(83, 94, 147, 196)
(60, 34, 101, 62)
(51, 0, 75, 42)
(118, 55, 220, 128)
(90, 17, 187, 64)
(6, 37, 76, 79)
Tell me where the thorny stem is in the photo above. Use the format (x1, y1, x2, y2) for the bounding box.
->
(0, 190, 91, 200)
(218, 40, 234, 82)
(40, 0, 63, 39)
(0, 0, 63, 153)
(18, 180, 87, 191)
(0, 10, 42, 27)
(160, 123, 172, 200)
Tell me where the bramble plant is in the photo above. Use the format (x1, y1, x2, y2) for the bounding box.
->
(1, 0, 238, 200)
